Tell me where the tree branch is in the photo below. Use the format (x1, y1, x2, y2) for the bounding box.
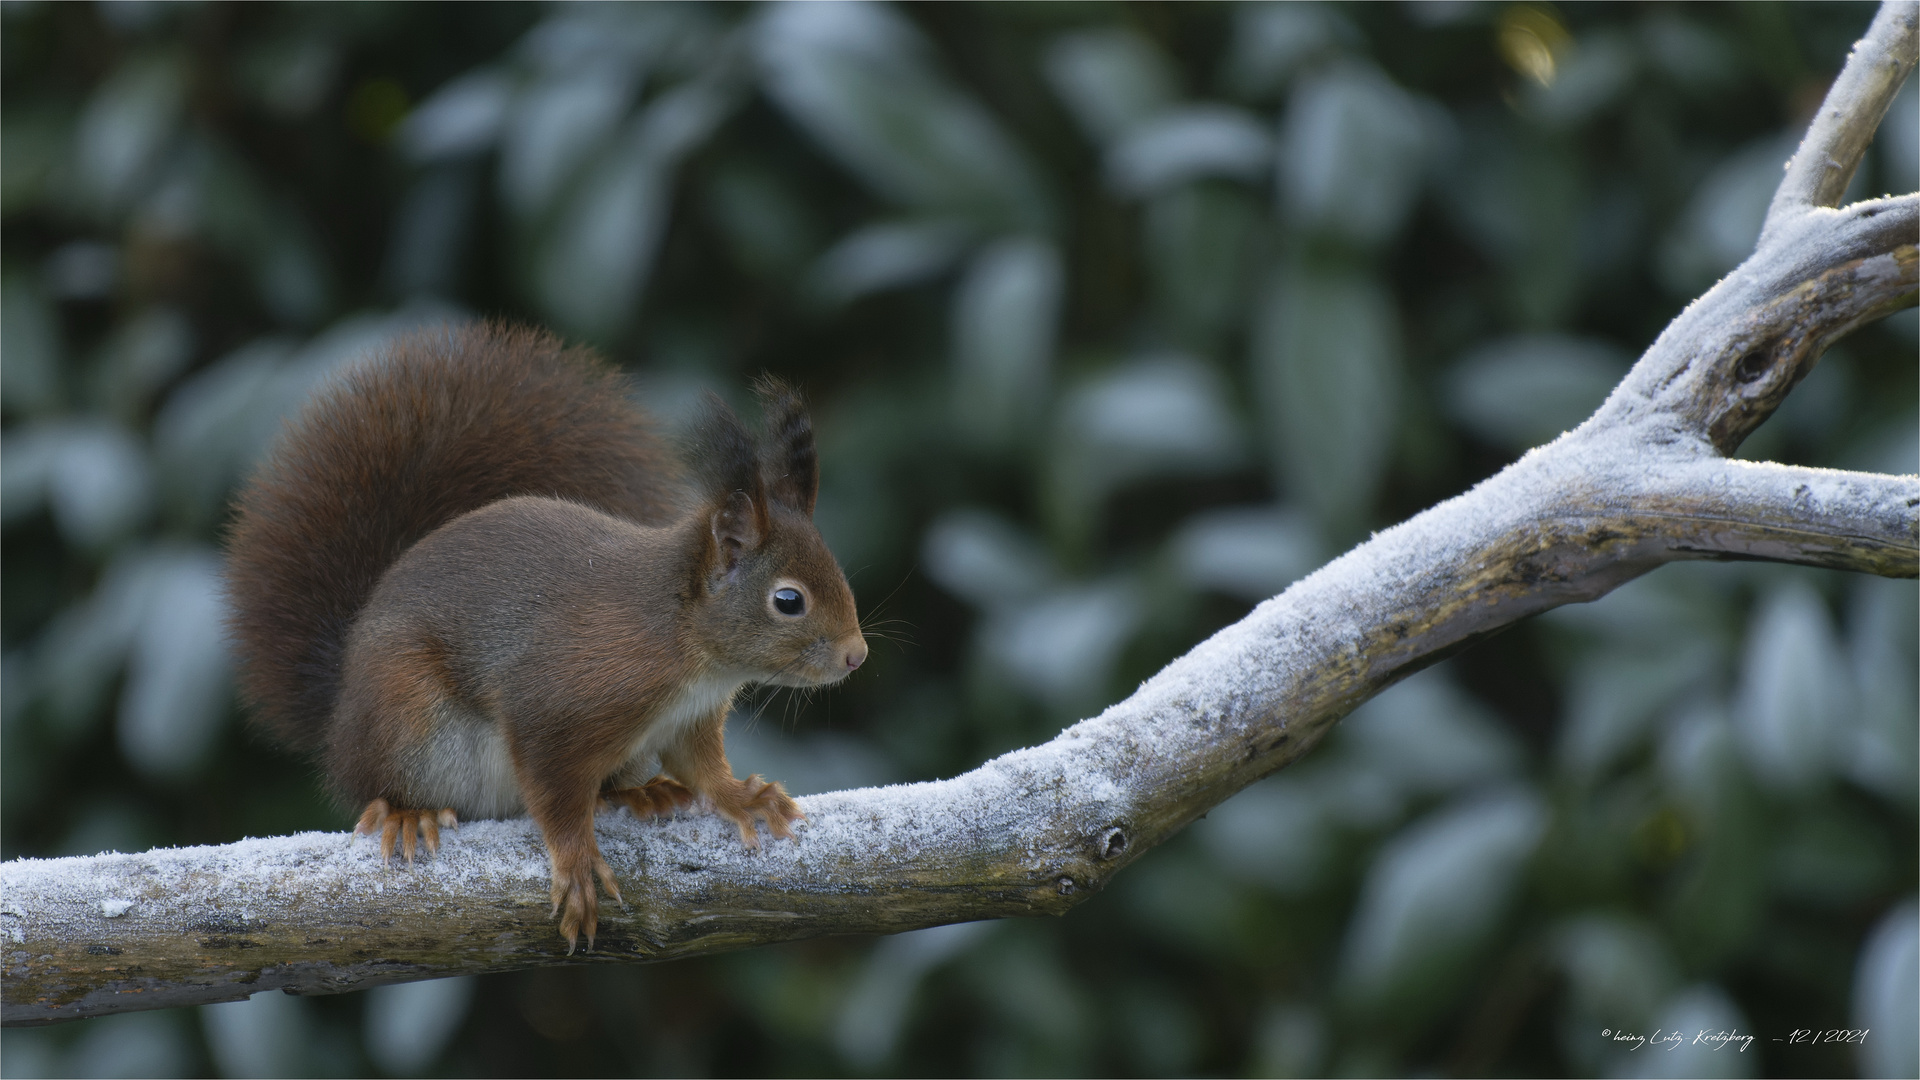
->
(6, 1, 1919, 1029)
(1763, 0, 1918, 233)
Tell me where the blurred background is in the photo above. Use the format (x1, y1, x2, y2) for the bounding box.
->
(2, 2, 1916, 1076)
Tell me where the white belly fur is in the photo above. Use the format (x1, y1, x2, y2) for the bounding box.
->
(623, 671, 744, 774)
(409, 700, 524, 818)
(406, 674, 745, 818)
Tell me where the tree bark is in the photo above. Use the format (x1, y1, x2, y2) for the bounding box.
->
(5, 0, 1916, 1028)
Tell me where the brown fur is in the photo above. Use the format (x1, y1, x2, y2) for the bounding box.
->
(225, 325, 866, 950)
(226, 323, 676, 752)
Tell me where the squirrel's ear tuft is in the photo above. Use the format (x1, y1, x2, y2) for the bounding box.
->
(754, 376, 817, 516)
(688, 391, 762, 502)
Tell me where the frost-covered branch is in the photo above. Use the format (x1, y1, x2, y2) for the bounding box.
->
(1763, 0, 1917, 234)
(5, 2, 1918, 1028)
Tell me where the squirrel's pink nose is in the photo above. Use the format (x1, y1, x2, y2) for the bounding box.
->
(845, 639, 869, 670)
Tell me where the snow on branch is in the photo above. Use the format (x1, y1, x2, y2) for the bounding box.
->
(5, 1, 1918, 1028)
(1765, 0, 1918, 232)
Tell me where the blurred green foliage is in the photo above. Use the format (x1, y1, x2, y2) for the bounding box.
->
(2, 2, 1916, 1077)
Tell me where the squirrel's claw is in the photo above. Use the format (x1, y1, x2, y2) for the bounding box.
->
(551, 851, 620, 953)
(355, 799, 458, 867)
(712, 776, 805, 850)
(603, 776, 695, 820)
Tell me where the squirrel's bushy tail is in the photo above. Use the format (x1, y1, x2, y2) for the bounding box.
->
(226, 323, 675, 753)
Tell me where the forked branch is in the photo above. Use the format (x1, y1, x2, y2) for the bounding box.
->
(4, 0, 1917, 1028)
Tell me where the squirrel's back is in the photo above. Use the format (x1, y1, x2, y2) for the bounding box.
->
(225, 323, 676, 753)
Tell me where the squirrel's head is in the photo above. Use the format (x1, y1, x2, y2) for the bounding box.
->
(686, 380, 867, 686)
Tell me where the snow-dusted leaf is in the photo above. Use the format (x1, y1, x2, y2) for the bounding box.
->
(385, 164, 479, 299)
(1277, 62, 1433, 248)
(754, 1, 1048, 230)
(1853, 898, 1919, 1080)
(117, 547, 232, 782)
(1732, 583, 1848, 792)
(1170, 504, 1319, 602)
(1197, 775, 1332, 893)
(2, 420, 154, 549)
(951, 236, 1062, 446)
(515, 5, 683, 75)
(30, 546, 174, 736)
(1655, 134, 1796, 296)
(954, 931, 1094, 1058)
(76, 53, 186, 210)
(1842, 578, 1918, 803)
(921, 508, 1054, 611)
(1339, 787, 1547, 1006)
(1043, 27, 1177, 146)
(152, 337, 293, 524)
(1048, 354, 1243, 533)
(1311, 759, 1405, 832)
(1224, 3, 1354, 100)
(1637, 13, 1737, 93)
(203, 990, 313, 1079)
(1445, 334, 1630, 451)
(1554, 915, 1685, 1075)
(154, 307, 466, 525)
(499, 65, 642, 219)
(1061, 354, 1242, 469)
(1106, 104, 1272, 197)
(365, 977, 475, 1076)
(1553, 914, 1679, 1032)
(1619, 985, 1755, 1079)
(983, 578, 1144, 710)
(533, 83, 736, 339)
(400, 69, 513, 163)
(1340, 670, 1523, 797)
(811, 219, 973, 305)
(835, 922, 996, 1068)
(1556, 642, 1719, 779)
(67, 1011, 193, 1079)
(1251, 264, 1400, 536)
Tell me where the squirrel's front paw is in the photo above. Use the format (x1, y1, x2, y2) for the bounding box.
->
(548, 848, 620, 954)
(354, 799, 458, 865)
(714, 776, 806, 849)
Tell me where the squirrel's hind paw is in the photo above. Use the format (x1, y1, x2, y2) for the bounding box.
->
(603, 777, 695, 820)
(354, 800, 458, 865)
(550, 851, 620, 954)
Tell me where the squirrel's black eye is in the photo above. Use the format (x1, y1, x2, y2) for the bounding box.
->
(772, 588, 805, 616)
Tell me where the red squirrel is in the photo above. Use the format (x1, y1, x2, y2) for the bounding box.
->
(224, 323, 867, 950)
